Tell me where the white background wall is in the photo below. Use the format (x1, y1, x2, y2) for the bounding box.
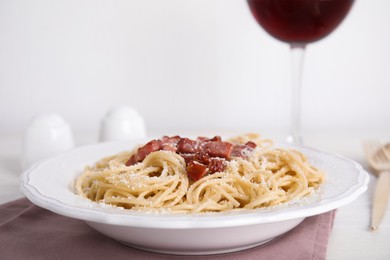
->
(0, 0, 389, 139)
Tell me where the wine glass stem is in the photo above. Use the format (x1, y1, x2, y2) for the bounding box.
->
(288, 43, 306, 145)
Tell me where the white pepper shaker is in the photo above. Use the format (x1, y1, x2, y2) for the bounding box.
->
(99, 106, 146, 142)
(21, 113, 75, 170)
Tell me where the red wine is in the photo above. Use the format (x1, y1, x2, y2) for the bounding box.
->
(247, 0, 354, 44)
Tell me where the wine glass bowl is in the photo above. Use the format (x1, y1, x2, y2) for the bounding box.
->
(247, 0, 354, 44)
(247, 0, 355, 144)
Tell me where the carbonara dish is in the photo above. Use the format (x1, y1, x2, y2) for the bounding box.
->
(75, 134, 325, 213)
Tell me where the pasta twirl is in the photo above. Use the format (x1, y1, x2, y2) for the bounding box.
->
(75, 134, 325, 213)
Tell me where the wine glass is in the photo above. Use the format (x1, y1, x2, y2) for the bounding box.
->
(247, 0, 354, 144)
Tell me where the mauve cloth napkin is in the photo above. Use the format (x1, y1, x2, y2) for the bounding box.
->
(0, 198, 335, 260)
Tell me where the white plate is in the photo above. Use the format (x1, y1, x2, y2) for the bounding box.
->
(20, 140, 369, 255)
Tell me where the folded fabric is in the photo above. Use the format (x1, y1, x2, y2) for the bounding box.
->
(0, 198, 335, 260)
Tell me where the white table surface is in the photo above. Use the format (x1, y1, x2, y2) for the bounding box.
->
(1, 131, 389, 260)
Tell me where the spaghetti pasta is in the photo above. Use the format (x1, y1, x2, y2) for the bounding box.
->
(75, 134, 325, 213)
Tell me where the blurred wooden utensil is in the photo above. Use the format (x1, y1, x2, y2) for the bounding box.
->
(363, 140, 390, 230)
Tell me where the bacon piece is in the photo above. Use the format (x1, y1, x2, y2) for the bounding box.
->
(196, 136, 209, 143)
(245, 141, 257, 149)
(195, 151, 211, 165)
(203, 141, 233, 159)
(179, 153, 195, 164)
(208, 158, 226, 173)
(187, 161, 209, 181)
(177, 138, 198, 153)
(161, 135, 178, 149)
(179, 151, 211, 165)
(231, 142, 257, 158)
(209, 136, 222, 142)
(160, 144, 177, 152)
(161, 135, 181, 145)
(160, 135, 181, 152)
(231, 145, 246, 158)
(125, 139, 161, 166)
(194, 136, 221, 148)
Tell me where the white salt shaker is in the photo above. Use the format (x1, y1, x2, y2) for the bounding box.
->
(21, 113, 75, 170)
(99, 106, 146, 142)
